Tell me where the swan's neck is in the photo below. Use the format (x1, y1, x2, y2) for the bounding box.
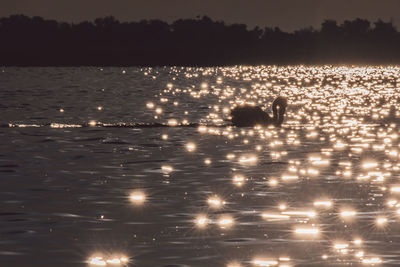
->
(272, 106, 285, 125)
(273, 108, 278, 123)
(271, 97, 288, 126)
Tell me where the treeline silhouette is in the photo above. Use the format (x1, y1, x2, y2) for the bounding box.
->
(1, 15, 399, 66)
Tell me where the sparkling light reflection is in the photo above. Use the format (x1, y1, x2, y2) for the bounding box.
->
(88, 255, 129, 266)
(25, 65, 400, 266)
(130, 191, 146, 205)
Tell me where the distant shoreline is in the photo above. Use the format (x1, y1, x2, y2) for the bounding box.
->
(1, 15, 400, 66)
(2, 62, 400, 67)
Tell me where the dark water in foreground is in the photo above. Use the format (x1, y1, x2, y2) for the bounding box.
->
(1, 66, 400, 266)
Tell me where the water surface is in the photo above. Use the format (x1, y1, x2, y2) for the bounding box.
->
(1, 66, 400, 266)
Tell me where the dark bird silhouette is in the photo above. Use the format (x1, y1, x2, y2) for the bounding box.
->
(231, 96, 288, 127)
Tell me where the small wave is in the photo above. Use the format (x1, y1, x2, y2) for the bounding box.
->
(8, 123, 41, 128)
(6, 122, 213, 128)
(102, 138, 130, 144)
(50, 123, 82, 128)
(0, 251, 24, 256)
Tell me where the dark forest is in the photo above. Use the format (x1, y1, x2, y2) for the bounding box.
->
(1, 15, 399, 66)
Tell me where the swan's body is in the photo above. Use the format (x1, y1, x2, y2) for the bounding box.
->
(231, 96, 287, 127)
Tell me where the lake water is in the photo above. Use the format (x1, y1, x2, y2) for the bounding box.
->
(1, 66, 400, 266)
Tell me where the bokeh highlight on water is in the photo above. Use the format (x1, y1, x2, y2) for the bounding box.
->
(1, 66, 400, 266)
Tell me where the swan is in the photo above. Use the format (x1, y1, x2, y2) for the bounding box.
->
(230, 96, 288, 127)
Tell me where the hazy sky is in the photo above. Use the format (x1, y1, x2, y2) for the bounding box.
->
(1, 0, 399, 31)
